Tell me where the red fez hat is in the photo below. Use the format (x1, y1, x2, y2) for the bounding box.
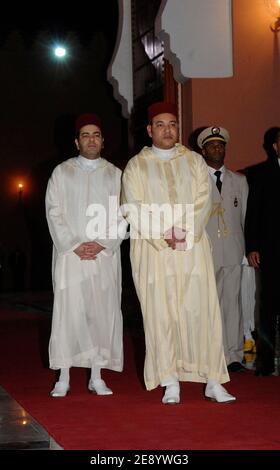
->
(148, 101, 177, 122)
(75, 113, 102, 133)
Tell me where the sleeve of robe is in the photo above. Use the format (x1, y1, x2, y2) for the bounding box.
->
(45, 166, 81, 255)
(121, 158, 168, 251)
(93, 168, 128, 254)
(191, 154, 212, 244)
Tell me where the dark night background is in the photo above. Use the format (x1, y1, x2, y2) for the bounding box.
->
(0, 2, 131, 291)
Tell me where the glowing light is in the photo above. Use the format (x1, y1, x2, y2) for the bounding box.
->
(264, 0, 280, 30)
(18, 183, 23, 189)
(265, 0, 280, 17)
(54, 46, 67, 58)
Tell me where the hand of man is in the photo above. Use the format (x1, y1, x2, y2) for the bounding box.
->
(247, 251, 260, 268)
(74, 241, 105, 260)
(164, 227, 187, 250)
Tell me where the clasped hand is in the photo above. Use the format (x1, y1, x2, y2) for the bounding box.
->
(74, 241, 104, 260)
(164, 227, 187, 250)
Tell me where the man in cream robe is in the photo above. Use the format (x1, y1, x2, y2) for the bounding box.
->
(122, 102, 235, 404)
(197, 127, 248, 372)
(46, 113, 125, 397)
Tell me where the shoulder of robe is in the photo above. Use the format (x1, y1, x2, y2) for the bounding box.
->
(50, 158, 76, 177)
(138, 146, 152, 160)
(175, 143, 190, 155)
(102, 159, 122, 176)
(123, 149, 149, 172)
(180, 146, 207, 168)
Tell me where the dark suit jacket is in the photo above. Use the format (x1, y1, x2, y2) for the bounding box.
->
(245, 158, 280, 369)
(245, 158, 280, 267)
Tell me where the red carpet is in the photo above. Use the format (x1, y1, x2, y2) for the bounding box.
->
(1, 304, 280, 450)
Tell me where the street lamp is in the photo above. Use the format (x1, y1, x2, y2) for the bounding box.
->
(18, 183, 23, 203)
(264, 0, 280, 32)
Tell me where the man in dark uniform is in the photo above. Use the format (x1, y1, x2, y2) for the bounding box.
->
(245, 127, 280, 375)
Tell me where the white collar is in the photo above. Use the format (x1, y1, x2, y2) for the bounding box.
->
(152, 145, 176, 160)
(208, 165, 225, 183)
(76, 155, 102, 171)
(208, 165, 225, 176)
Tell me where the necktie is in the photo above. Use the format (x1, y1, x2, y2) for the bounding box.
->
(214, 170, 222, 193)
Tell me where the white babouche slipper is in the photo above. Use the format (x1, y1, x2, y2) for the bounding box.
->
(88, 379, 113, 395)
(205, 383, 236, 403)
(162, 383, 180, 405)
(50, 381, 70, 398)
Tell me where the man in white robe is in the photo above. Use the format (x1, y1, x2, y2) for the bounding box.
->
(46, 113, 125, 397)
(122, 102, 235, 404)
